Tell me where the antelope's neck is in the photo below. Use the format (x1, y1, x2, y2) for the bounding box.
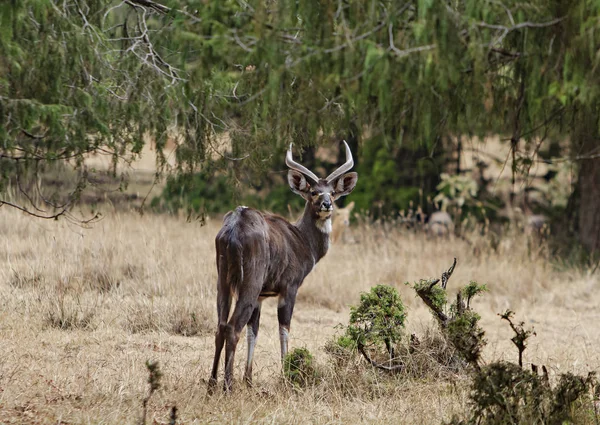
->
(296, 202, 331, 262)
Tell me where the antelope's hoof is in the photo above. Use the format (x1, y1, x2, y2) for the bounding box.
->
(206, 378, 218, 396)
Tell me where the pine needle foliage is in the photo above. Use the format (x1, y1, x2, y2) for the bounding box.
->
(2, 0, 600, 245)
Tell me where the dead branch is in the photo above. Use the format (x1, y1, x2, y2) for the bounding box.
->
(358, 344, 405, 373)
(442, 257, 457, 289)
(414, 258, 458, 327)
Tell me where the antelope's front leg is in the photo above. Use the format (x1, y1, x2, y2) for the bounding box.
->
(277, 292, 296, 362)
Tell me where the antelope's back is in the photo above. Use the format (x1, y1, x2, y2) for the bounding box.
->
(215, 206, 314, 292)
(216, 206, 272, 253)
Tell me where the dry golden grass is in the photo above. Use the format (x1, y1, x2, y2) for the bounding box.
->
(0, 208, 598, 424)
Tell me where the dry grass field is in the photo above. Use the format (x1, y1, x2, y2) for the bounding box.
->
(0, 207, 598, 424)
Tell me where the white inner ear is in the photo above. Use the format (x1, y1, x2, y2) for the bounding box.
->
(335, 178, 346, 193)
(299, 178, 308, 191)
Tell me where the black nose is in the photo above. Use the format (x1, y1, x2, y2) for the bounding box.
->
(322, 200, 332, 209)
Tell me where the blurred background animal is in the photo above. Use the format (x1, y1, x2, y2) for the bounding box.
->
(426, 211, 455, 237)
(331, 201, 355, 244)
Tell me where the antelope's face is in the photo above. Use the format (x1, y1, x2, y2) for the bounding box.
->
(307, 181, 336, 220)
(286, 141, 358, 223)
(287, 172, 358, 222)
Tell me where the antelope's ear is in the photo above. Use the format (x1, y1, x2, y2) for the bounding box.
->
(346, 201, 355, 212)
(288, 170, 311, 197)
(332, 172, 358, 199)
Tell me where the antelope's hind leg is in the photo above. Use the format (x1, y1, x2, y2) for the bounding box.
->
(208, 258, 231, 394)
(244, 303, 262, 387)
(223, 285, 260, 392)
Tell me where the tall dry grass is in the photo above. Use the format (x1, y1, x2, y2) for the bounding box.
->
(0, 208, 598, 424)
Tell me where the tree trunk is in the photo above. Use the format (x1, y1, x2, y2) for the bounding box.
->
(574, 105, 600, 254)
(577, 140, 600, 254)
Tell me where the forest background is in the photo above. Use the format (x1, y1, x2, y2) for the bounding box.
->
(1, 0, 599, 256)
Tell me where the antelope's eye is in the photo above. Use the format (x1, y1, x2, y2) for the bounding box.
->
(310, 190, 318, 197)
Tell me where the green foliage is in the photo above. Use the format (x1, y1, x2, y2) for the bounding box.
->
(151, 167, 302, 216)
(411, 277, 487, 367)
(3, 0, 600, 252)
(450, 310, 599, 424)
(351, 135, 443, 216)
(151, 170, 234, 215)
(344, 285, 407, 355)
(283, 347, 318, 388)
(461, 281, 488, 308)
(446, 309, 486, 367)
(412, 279, 447, 312)
(449, 363, 599, 425)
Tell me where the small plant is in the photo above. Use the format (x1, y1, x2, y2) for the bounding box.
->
(283, 347, 318, 388)
(346, 285, 407, 352)
(499, 309, 535, 367)
(168, 309, 210, 337)
(9, 270, 44, 289)
(140, 360, 162, 425)
(433, 173, 483, 219)
(43, 291, 96, 331)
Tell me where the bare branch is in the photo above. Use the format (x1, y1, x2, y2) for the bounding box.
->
(0, 199, 69, 220)
(477, 16, 566, 47)
(126, 0, 170, 14)
(388, 23, 435, 57)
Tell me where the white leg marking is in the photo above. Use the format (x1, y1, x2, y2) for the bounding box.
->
(279, 326, 289, 362)
(246, 326, 256, 370)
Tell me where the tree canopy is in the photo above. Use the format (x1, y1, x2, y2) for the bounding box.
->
(1, 0, 599, 249)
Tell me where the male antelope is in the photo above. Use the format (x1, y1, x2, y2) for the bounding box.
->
(209, 142, 358, 392)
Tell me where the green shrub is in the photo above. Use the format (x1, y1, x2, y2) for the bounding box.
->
(283, 347, 318, 388)
(410, 265, 487, 368)
(449, 363, 598, 425)
(344, 285, 407, 359)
